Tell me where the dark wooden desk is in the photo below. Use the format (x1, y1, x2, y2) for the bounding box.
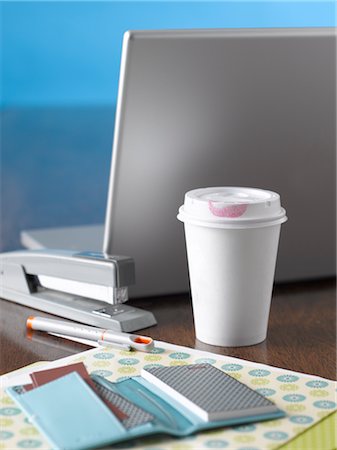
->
(1, 278, 336, 380)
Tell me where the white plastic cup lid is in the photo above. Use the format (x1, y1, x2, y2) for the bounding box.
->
(177, 187, 287, 229)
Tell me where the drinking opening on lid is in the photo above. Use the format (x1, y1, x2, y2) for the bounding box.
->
(200, 188, 278, 204)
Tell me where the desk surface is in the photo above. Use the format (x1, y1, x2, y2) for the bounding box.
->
(0, 278, 336, 380)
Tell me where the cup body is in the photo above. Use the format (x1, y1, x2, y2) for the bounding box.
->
(184, 222, 281, 346)
(178, 187, 287, 347)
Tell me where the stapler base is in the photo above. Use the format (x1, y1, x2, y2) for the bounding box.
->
(2, 287, 157, 332)
(0, 249, 157, 332)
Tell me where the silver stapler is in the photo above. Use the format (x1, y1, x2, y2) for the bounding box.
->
(0, 249, 156, 332)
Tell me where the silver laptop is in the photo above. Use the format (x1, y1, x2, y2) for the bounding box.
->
(22, 28, 336, 298)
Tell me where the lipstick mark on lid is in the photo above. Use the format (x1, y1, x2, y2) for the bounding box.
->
(208, 201, 248, 218)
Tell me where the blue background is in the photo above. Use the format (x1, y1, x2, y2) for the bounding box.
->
(2, 1, 336, 107)
(1, 1, 336, 250)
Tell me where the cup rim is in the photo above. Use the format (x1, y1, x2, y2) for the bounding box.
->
(177, 207, 288, 229)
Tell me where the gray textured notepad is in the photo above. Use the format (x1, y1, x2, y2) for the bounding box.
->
(142, 364, 279, 422)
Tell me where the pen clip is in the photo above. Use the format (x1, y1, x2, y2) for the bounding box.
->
(128, 335, 154, 352)
(102, 330, 155, 352)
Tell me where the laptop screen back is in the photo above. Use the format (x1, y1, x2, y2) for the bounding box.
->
(104, 28, 336, 298)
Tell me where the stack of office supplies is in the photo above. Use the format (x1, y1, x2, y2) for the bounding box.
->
(4, 362, 284, 449)
(0, 341, 336, 449)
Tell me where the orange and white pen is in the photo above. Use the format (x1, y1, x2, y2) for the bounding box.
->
(26, 316, 154, 352)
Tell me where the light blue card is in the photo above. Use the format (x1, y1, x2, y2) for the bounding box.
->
(9, 372, 125, 450)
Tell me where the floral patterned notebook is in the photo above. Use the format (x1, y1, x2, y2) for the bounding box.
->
(0, 341, 336, 449)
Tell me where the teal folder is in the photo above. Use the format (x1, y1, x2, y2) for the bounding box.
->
(7, 364, 285, 450)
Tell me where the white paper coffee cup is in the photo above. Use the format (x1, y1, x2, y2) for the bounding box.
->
(177, 187, 287, 347)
